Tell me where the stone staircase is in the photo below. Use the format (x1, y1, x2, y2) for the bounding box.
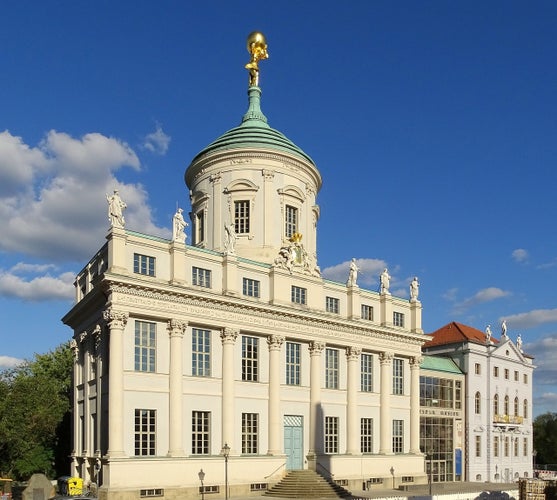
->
(265, 469, 352, 498)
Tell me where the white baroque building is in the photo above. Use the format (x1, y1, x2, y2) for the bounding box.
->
(63, 35, 428, 500)
(423, 322, 535, 483)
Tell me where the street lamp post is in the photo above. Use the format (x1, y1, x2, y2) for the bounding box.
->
(221, 443, 230, 500)
(198, 469, 205, 500)
(390, 467, 395, 489)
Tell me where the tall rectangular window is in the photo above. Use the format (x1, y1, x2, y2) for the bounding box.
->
(494, 366, 499, 377)
(393, 311, 405, 327)
(291, 285, 307, 305)
(135, 409, 156, 456)
(361, 305, 374, 321)
(192, 411, 210, 455)
(134, 253, 155, 276)
(523, 438, 528, 457)
(493, 436, 499, 457)
(393, 358, 404, 395)
(325, 348, 339, 389)
(514, 370, 519, 381)
(286, 342, 301, 386)
(455, 381, 462, 409)
(135, 321, 156, 372)
(192, 267, 211, 288)
(242, 336, 258, 382)
(234, 200, 250, 234)
(285, 205, 298, 238)
(476, 435, 482, 457)
(192, 328, 211, 377)
(325, 296, 339, 314)
(504, 436, 509, 457)
(392, 419, 404, 453)
(361, 417, 374, 453)
(475, 363, 481, 375)
(242, 278, 260, 298)
(196, 211, 205, 243)
(324, 416, 338, 454)
(242, 413, 259, 454)
(361, 353, 373, 392)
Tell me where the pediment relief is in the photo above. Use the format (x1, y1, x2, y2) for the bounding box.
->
(224, 178, 260, 193)
(278, 185, 306, 203)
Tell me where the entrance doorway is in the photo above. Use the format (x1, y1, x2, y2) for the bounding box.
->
(284, 415, 303, 470)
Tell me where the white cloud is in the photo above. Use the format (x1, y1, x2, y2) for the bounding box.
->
(0, 269, 75, 300)
(0, 355, 25, 370)
(452, 287, 511, 313)
(10, 262, 57, 274)
(511, 248, 529, 263)
(322, 258, 388, 287)
(0, 130, 169, 262)
(502, 308, 557, 330)
(443, 287, 459, 301)
(143, 125, 171, 155)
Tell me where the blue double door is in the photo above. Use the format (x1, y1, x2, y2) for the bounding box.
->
(284, 415, 304, 470)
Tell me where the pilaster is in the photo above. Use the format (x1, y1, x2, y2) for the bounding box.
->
(106, 227, 128, 274)
(346, 346, 362, 455)
(379, 351, 393, 454)
(103, 308, 128, 458)
(267, 334, 285, 455)
(169, 241, 187, 285)
(167, 319, 187, 457)
(410, 356, 423, 454)
(221, 327, 239, 454)
(307, 341, 325, 469)
(347, 286, 361, 320)
(223, 254, 239, 296)
(410, 299, 423, 333)
(380, 292, 393, 327)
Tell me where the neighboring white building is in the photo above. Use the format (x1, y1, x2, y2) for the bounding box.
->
(62, 35, 428, 500)
(422, 322, 535, 483)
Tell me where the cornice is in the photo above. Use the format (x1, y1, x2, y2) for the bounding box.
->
(104, 279, 425, 352)
(186, 149, 322, 191)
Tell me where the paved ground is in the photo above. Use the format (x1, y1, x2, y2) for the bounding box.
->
(248, 482, 519, 500)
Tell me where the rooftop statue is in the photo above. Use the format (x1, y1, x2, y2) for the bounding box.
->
(106, 189, 126, 228)
(172, 208, 188, 243)
(347, 258, 359, 287)
(245, 31, 269, 87)
(410, 276, 420, 301)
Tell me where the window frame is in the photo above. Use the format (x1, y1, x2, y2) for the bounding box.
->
(361, 417, 374, 454)
(285, 342, 301, 386)
(234, 200, 251, 235)
(392, 419, 404, 454)
(192, 266, 211, 288)
(192, 328, 211, 377)
(135, 320, 156, 372)
(361, 353, 373, 392)
(191, 410, 210, 455)
(285, 204, 299, 239)
(324, 416, 339, 454)
(325, 348, 339, 389)
(242, 413, 259, 454)
(361, 304, 374, 321)
(291, 285, 307, 305)
(135, 409, 156, 456)
(392, 358, 404, 395)
(325, 296, 340, 314)
(393, 311, 405, 327)
(242, 277, 260, 298)
(242, 336, 259, 382)
(134, 253, 155, 277)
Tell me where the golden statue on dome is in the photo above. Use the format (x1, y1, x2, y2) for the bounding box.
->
(245, 31, 268, 87)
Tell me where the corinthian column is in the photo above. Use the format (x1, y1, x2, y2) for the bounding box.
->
(220, 328, 238, 452)
(267, 335, 285, 455)
(410, 356, 423, 454)
(379, 351, 393, 454)
(308, 341, 325, 467)
(103, 308, 128, 457)
(167, 319, 187, 456)
(346, 346, 362, 455)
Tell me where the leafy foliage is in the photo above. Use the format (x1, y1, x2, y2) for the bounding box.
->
(533, 412, 557, 467)
(0, 342, 73, 480)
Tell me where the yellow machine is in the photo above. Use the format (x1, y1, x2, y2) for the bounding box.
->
(57, 476, 83, 496)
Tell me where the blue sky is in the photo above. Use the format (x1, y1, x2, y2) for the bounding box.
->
(1, 1, 556, 416)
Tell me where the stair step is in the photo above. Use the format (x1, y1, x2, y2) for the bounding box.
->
(265, 470, 351, 499)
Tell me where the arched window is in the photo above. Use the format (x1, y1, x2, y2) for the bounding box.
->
(523, 399, 529, 419)
(493, 394, 499, 416)
(475, 392, 481, 414)
(514, 397, 519, 417)
(504, 395, 509, 415)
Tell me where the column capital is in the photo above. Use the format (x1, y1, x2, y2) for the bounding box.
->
(167, 319, 187, 337)
(309, 341, 325, 355)
(102, 308, 128, 328)
(346, 346, 362, 361)
(70, 338, 79, 362)
(221, 327, 239, 344)
(410, 356, 423, 368)
(267, 335, 285, 350)
(379, 351, 394, 365)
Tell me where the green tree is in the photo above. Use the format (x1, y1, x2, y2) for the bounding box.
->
(533, 412, 557, 468)
(0, 342, 73, 480)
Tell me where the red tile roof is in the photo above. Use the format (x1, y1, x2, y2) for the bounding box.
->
(424, 321, 499, 348)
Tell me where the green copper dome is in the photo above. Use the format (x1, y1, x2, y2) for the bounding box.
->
(190, 86, 315, 166)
